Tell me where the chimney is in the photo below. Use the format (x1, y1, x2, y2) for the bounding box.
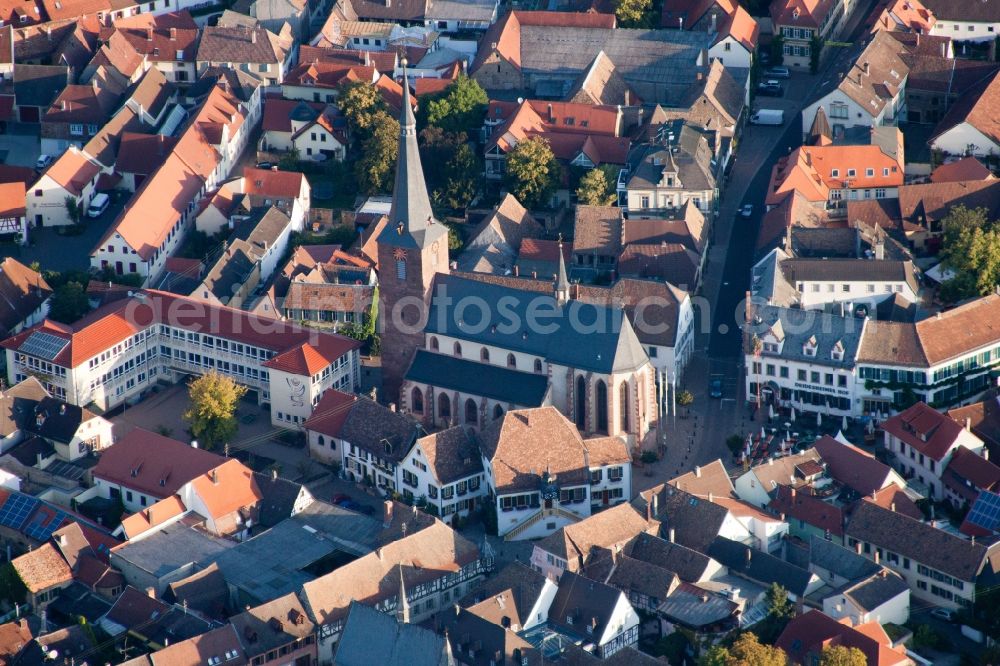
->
(708, 491, 714, 503)
(710, 12, 717, 31)
(383, 500, 393, 526)
(984, 448, 990, 461)
(147, 505, 154, 524)
(251, 30, 257, 44)
(745, 549, 752, 567)
(211, 469, 219, 484)
(694, 465, 701, 478)
(147, 27, 153, 41)
(547, 103, 553, 123)
(146, 587, 156, 598)
(941, 41, 946, 57)
(890, 502, 896, 512)
(863, 61, 869, 76)
(389, 403, 397, 412)
(668, 527, 675, 543)
(60, 100, 67, 111)
(790, 487, 796, 499)
(855, 541, 862, 554)
(965, 417, 972, 431)
(514, 265, 519, 277)
(170, 27, 176, 40)
(873, 550, 880, 564)
(271, 468, 278, 481)
(191, 440, 199, 448)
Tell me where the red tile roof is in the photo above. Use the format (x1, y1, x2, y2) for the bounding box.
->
(813, 435, 895, 496)
(776, 610, 910, 666)
(944, 446, 1000, 494)
(0, 182, 25, 218)
(930, 156, 994, 183)
(93, 427, 224, 498)
(2, 289, 360, 371)
(114, 132, 178, 176)
(243, 166, 307, 199)
(43, 148, 101, 197)
(302, 388, 357, 437)
(771, 484, 844, 536)
(119, 495, 187, 539)
(880, 401, 969, 462)
(189, 458, 262, 521)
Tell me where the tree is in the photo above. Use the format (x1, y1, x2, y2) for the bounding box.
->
(183, 372, 247, 451)
(576, 167, 616, 205)
(338, 80, 386, 138)
(939, 205, 1000, 302)
(819, 645, 866, 666)
(419, 127, 480, 212)
(766, 583, 794, 621)
(728, 632, 788, 666)
(504, 136, 558, 210)
(698, 645, 731, 666)
(424, 75, 489, 133)
(64, 196, 83, 225)
(48, 281, 91, 324)
(278, 149, 301, 171)
(355, 111, 399, 195)
(615, 0, 652, 28)
(809, 34, 824, 74)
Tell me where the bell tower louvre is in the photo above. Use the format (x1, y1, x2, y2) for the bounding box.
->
(376, 59, 450, 404)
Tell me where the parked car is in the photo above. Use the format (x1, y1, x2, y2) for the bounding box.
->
(709, 378, 723, 399)
(35, 154, 53, 170)
(87, 193, 110, 218)
(255, 161, 274, 170)
(757, 81, 784, 97)
(740, 204, 753, 218)
(765, 66, 790, 79)
(930, 608, 956, 622)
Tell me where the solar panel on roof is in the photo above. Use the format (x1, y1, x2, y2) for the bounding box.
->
(0, 494, 39, 530)
(23, 508, 70, 542)
(20, 331, 69, 361)
(967, 490, 1000, 532)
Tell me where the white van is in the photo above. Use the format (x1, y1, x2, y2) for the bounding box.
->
(87, 193, 109, 218)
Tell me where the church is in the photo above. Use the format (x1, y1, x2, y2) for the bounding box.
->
(377, 65, 660, 449)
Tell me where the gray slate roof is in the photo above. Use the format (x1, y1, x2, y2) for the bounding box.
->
(518, 26, 713, 105)
(110, 523, 234, 580)
(426, 274, 649, 374)
(547, 570, 623, 639)
(707, 537, 815, 597)
(627, 531, 713, 583)
(747, 304, 865, 370)
(625, 123, 716, 192)
(845, 501, 997, 582)
(405, 349, 549, 406)
(334, 601, 448, 666)
(377, 66, 448, 251)
(844, 571, 909, 612)
(805, 535, 882, 582)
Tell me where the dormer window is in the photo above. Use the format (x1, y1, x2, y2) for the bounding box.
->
(831, 169, 839, 178)
(831, 340, 844, 361)
(803, 335, 817, 357)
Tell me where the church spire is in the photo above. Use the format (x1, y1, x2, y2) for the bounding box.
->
(379, 58, 445, 248)
(396, 564, 411, 624)
(555, 235, 570, 305)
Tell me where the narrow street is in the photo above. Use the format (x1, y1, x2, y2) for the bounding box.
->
(655, 0, 882, 479)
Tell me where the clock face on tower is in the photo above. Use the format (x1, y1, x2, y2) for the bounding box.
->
(393, 248, 407, 261)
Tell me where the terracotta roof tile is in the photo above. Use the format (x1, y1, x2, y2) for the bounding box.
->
(93, 427, 225, 498)
(43, 148, 101, 197)
(119, 495, 187, 539)
(879, 401, 972, 462)
(189, 458, 262, 521)
(777, 610, 910, 666)
(534, 501, 652, 570)
(771, 484, 844, 536)
(930, 156, 995, 183)
(412, 425, 483, 486)
(933, 69, 1000, 146)
(11, 542, 71, 593)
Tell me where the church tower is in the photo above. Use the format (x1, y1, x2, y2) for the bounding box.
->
(377, 60, 449, 403)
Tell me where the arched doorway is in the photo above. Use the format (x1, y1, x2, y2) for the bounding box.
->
(465, 398, 478, 426)
(575, 375, 587, 430)
(411, 387, 424, 414)
(438, 393, 451, 424)
(596, 380, 608, 434)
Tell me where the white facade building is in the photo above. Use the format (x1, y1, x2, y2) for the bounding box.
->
(2, 290, 360, 428)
